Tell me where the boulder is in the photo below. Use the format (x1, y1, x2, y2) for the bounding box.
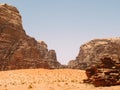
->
(84, 56, 120, 87)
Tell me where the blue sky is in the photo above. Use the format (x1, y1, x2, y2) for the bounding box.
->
(1, 0, 120, 64)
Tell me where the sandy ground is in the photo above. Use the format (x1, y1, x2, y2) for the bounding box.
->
(0, 69, 119, 90)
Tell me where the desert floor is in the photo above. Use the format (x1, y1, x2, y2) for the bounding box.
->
(0, 69, 119, 90)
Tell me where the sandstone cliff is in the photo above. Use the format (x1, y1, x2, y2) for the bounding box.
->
(0, 4, 61, 70)
(68, 38, 120, 69)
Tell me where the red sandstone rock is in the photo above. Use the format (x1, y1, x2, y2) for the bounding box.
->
(0, 4, 61, 70)
(84, 57, 120, 87)
(68, 38, 120, 69)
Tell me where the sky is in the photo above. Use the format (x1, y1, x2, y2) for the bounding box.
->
(1, 0, 120, 64)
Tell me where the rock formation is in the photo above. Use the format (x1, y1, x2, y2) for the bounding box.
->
(84, 56, 120, 87)
(45, 50, 61, 69)
(68, 38, 120, 69)
(0, 4, 61, 70)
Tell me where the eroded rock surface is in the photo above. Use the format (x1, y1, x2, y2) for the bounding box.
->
(84, 56, 120, 87)
(68, 38, 120, 69)
(0, 4, 61, 70)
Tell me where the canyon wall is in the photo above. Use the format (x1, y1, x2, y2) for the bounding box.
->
(0, 4, 61, 70)
(68, 38, 120, 69)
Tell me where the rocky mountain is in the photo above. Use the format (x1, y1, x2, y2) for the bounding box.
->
(68, 38, 120, 69)
(0, 4, 61, 70)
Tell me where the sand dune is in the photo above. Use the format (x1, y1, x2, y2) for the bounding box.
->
(0, 69, 119, 90)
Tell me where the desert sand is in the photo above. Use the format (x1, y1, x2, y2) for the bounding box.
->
(0, 69, 119, 90)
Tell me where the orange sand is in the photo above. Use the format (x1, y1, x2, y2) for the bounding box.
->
(0, 69, 119, 90)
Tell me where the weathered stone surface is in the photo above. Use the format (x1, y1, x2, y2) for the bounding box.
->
(68, 60, 81, 69)
(84, 56, 120, 87)
(68, 38, 120, 69)
(0, 4, 61, 70)
(45, 50, 61, 68)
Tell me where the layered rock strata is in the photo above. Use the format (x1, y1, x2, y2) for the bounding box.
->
(0, 4, 61, 70)
(84, 56, 120, 87)
(68, 38, 120, 69)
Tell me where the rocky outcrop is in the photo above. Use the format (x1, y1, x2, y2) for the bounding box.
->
(84, 56, 120, 87)
(45, 50, 61, 69)
(68, 38, 120, 69)
(68, 60, 80, 69)
(0, 4, 61, 70)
